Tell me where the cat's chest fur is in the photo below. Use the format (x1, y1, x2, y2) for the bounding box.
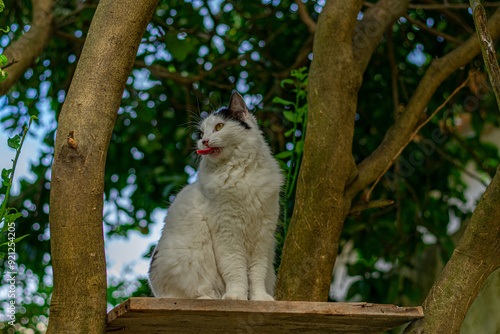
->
(198, 154, 281, 226)
(199, 156, 269, 198)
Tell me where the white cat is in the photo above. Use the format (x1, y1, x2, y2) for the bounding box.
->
(148, 91, 283, 301)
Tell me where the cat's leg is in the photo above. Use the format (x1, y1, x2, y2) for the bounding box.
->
(248, 226, 276, 301)
(265, 244, 276, 296)
(210, 225, 249, 300)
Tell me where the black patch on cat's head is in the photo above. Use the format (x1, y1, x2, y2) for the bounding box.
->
(215, 91, 251, 129)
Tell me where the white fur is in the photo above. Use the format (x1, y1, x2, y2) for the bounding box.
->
(148, 108, 283, 301)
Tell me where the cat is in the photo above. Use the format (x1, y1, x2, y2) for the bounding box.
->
(148, 91, 283, 301)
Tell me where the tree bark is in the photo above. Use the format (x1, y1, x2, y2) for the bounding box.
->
(470, 0, 500, 106)
(275, 2, 500, 304)
(47, 1, 158, 333)
(275, 0, 364, 301)
(403, 166, 500, 334)
(0, 0, 54, 97)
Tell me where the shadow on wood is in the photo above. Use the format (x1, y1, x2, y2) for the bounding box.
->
(107, 298, 423, 333)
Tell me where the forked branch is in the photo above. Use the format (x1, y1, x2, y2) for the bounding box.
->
(347, 7, 500, 201)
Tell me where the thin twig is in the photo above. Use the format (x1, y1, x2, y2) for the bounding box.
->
(403, 14, 462, 45)
(449, 131, 496, 177)
(434, 146, 489, 187)
(365, 77, 471, 202)
(349, 199, 395, 216)
(1, 59, 18, 70)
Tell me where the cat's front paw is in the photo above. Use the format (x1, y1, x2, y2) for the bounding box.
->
(196, 295, 213, 299)
(223, 290, 248, 300)
(250, 293, 274, 301)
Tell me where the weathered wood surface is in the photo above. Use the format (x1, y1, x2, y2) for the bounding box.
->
(107, 298, 423, 333)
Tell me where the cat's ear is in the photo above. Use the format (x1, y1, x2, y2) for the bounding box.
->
(228, 91, 249, 121)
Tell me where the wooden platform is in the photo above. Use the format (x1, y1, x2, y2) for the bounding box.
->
(107, 298, 423, 333)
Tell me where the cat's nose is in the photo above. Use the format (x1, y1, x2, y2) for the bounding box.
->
(202, 139, 209, 146)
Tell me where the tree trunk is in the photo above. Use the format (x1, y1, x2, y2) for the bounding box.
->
(275, 0, 364, 301)
(47, 1, 158, 333)
(275, 0, 500, 307)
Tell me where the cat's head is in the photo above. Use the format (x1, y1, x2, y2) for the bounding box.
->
(197, 91, 258, 161)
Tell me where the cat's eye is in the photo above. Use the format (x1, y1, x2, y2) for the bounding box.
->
(199, 131, 204, 139)
(215, 123, 224, 131)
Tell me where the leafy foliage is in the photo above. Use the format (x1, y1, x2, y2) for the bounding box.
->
(0, 0, 8, 82)
(1, 115, 36, 247)
(0, 1, 500, 333)
(273, 67, 308, 265)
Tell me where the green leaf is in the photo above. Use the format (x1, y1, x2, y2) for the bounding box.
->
(272, 96, 294, 106)
(7, 135, 21, 150)
(297, 89, 307, 100)
(1, 168, 11, 186)
(11, 234, 30, 243)
(295, 140, 304, 154)
(283, 111, 296, 122)
(0, 69, 7, 82)
(284, 128, 295, 137)
(275, 150, 292, 159)
(280, 78, 294, 88)
(297, 105, 307, 117)
(0, 54, 7, 67)
(291, 67, 308, 80)
(5, 211, 23, 224)
(0, 234, 29, 248)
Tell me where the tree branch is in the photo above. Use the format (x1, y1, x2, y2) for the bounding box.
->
(408, 2, 500, 10)
(295, 0, 316, 34)
(354, 0, 411, 73)
(470, 0, 500, 107)
(0, 0, 55, 96)
(347, 7, 500, 200)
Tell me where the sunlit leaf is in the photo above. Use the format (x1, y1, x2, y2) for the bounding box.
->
(272, 97, 294, 106)
(7, 135, 21, 150)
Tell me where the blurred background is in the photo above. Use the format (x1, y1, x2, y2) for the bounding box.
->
(0, 0, 499, 333)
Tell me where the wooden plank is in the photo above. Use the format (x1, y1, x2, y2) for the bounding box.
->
(107, 298, 423, 333)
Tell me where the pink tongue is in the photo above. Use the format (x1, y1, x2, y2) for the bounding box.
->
(197, 148, 215, 155)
